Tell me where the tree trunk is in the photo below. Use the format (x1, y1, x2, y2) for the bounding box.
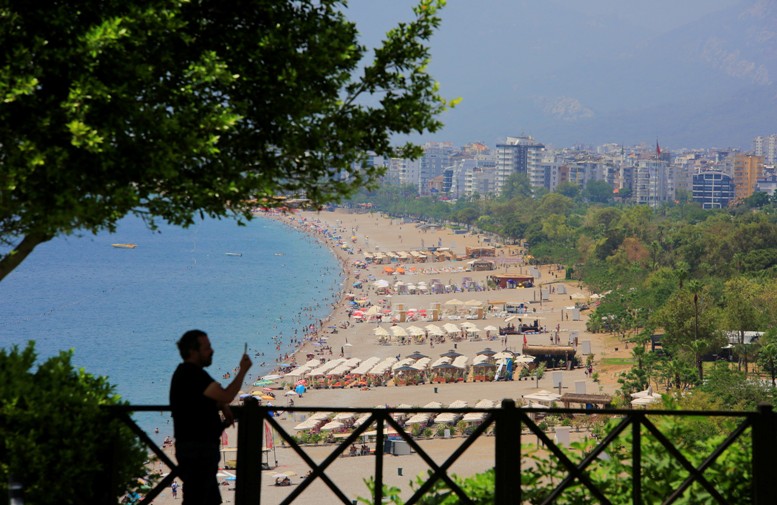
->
(0, 231, 51, 282)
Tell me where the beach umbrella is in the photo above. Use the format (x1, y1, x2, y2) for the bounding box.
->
(425, 324, 444, 336)
(444, 298, 464, 306)
(483, 325, 499, 332)
(464, 299, 483, 307)
(442, 323, 460, 334)
(476, 347, 497, 356)
(440, 349, 463, 359)
(373, 327, 390, 337)
(284, 390, 299, 396)
(514, 355, 535, 363)
(494, 351, 514, 359)
(373, 279, 390, 288)
(390, 326, 408, 338)
(261, 374, 283, 381)
(405, 326, 425, 337)
(260, 395, 275, 401)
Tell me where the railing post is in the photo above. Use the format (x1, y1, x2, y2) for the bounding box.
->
(236, 398, 262, 505)
(753, 403, 777, 504)
(374, 412, 384, 505)
(632, 414, 641, 505)
(495, 398, 520, 504)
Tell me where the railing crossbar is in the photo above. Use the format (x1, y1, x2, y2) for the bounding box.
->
(266, 411, 373, 505)
(663, 416, 750, 504)
(640, 416, 726, 504)
(522, 411, 612, 505)
(384, 415, 473, 504)
(404, 413, 495, 505)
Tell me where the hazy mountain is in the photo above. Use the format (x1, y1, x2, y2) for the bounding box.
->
(348, 0, 775, 149)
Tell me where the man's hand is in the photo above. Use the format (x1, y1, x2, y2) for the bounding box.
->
(221, 404, 235, 427)
(239, 353, 253, 373)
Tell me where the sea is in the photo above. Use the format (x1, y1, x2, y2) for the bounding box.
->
(0, 214, 344, 437)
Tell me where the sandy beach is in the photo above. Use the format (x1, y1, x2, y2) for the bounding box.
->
(150, 208, 628, 504)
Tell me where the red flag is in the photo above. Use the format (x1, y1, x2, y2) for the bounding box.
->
(264, 421, 274, 450)
(523, 334, 527, 346)
(221, 430, 228, 447)
(656, 140, 661, 156)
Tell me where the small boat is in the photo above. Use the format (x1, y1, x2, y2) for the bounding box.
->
(112, 243, 137, 249)
(274, 252, 284, 256)
(225, 252, 242, 257)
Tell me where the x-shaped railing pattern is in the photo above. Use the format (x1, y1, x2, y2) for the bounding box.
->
(105, 401, 777, 504)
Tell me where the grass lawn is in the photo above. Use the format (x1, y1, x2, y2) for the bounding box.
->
(600, 357, 635, 366)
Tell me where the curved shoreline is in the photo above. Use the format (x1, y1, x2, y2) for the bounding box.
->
(256, 210, 357, 372)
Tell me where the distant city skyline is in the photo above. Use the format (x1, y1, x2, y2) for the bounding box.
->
(347, 0, 773, 150)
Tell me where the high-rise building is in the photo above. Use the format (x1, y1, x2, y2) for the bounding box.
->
(754, 135, 777, 165)
(385, 157, 419, 187)
(693, 171, 735, 209)
(632, 159, 669, 207)
(494, 136, 544, 195)
(418, 142, 456, 195)
(730, 154, 764, 202)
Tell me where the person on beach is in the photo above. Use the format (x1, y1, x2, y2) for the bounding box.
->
(170, 329, 252, 505)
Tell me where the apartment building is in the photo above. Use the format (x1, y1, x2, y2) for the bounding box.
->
(494, 136, 544, 195)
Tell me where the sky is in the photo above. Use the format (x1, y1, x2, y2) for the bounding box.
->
(345, 0, 757, 149)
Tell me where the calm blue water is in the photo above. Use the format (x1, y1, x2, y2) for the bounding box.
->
(0, 215, 343, 433)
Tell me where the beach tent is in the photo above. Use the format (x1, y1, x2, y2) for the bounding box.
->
(435, 400, 468, 424)
(462, 399, 494, 423)
(406, 350, 429, 360)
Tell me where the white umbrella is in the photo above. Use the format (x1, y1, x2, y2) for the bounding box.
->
(444, 298, 464, 306)
(320, 420, 344, 431)
(464, 299, 483, 307)
(261, 374, 283, 381)
(514, 355, 535, 363)
(391, 326, 409, 338)
(405, 326, 425, 336)
(373, 279, 390, 288)
(284, 390, 299, 396)
(365, 305, 381, 316)
(374, 327, 390, 337)
(484, 325, 498, 332)
(425, 324, 444, 336)
(443, 323, 461, 334)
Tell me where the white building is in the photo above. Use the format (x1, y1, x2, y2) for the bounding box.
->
(494, 136, 544, 195)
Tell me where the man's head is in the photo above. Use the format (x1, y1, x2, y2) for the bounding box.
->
(177, 329, 214, 367)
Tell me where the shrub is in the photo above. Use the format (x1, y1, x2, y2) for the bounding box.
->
(0, 342, 147, 504)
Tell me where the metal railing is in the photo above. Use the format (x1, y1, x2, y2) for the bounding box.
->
(105, 400, 777, 504)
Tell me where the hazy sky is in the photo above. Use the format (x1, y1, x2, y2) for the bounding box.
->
(345, 0, 753, 148)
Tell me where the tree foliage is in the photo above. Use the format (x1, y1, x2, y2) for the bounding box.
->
(0, 342, 147, 504)
(0, 0, 454, 281)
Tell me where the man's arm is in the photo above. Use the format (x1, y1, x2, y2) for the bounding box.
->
(220, 403, 235, 427)
(204, 354, 252, 404)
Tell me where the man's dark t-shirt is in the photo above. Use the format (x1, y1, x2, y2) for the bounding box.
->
(170, 362, 222, 443)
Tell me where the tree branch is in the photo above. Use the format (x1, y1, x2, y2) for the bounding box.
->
(0, 231, 51, 283)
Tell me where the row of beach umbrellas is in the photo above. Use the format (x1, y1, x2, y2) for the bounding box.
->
(374, 322, 499, 338)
